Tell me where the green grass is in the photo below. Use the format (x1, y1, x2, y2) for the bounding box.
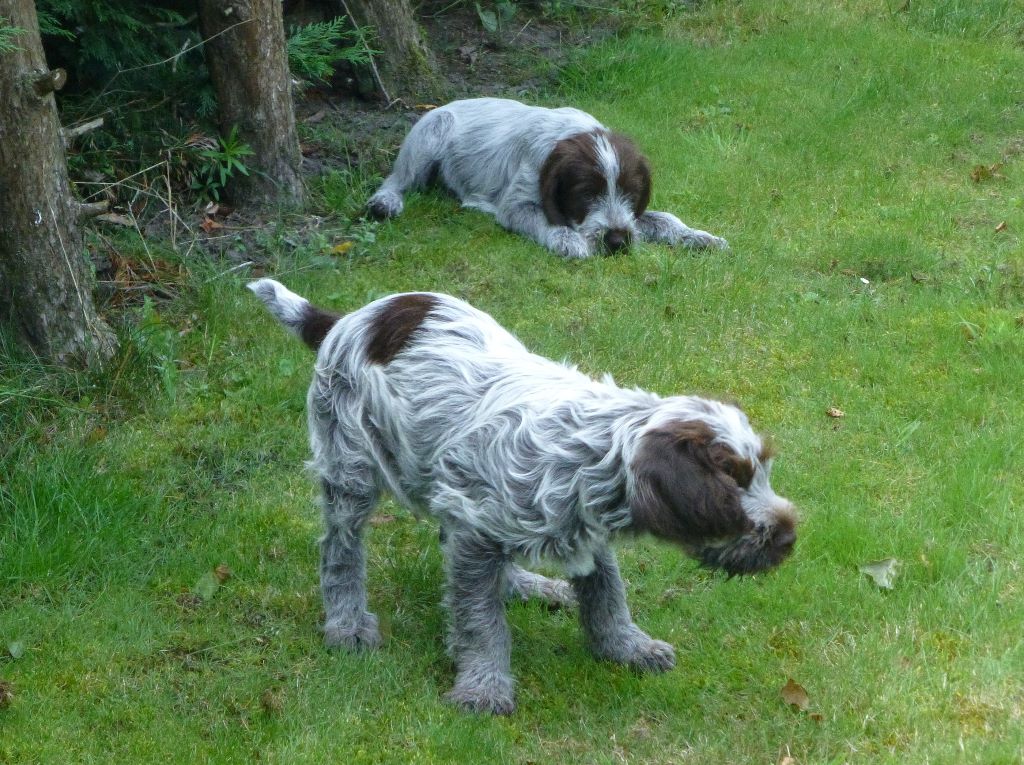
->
(3, 1, 1024, 762)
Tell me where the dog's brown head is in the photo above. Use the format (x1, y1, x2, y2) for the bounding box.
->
(539, 130, 652, 253)
(629, 413, 796, 576)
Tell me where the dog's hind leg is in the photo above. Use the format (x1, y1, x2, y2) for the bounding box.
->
(367, 108, 456, 219)
(505, 564, 577, 608)
(442, 529, 517, 715)
(572, 546, 676, 672)
(319, 478, 382, 650)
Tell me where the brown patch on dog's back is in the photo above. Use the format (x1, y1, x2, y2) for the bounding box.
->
(301, 305, 342, 351)
(366, 294, 438, 365)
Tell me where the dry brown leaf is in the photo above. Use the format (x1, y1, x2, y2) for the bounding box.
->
(214, 564, 233, 583)
(994, 221, 1007, 233)
(781, 678, 810, 711)
(826, 406, 845, 419)
(200, 217, 223, 234)
(971, 162, 1003, 183)
(0, 680, 13, 709)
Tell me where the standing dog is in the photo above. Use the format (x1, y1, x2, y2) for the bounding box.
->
(250, 278, 795, 714)
(367, 98, 728, 258)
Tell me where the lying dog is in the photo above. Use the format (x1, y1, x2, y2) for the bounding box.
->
(367, 98, 728, 258)
(249, 278, 795, 714)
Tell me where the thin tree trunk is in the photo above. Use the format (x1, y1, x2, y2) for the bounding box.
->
(0, 0, 117, 368)
(339, 0, 445, 103)
(197, 0, 304, 207)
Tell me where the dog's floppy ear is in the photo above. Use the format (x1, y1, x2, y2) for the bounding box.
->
(630, 421, 753, 544)
(608, 133, 652, 217)
(539, 133, 604, 226)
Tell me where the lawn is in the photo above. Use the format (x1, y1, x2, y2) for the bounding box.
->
(2, 1, 1023, 762)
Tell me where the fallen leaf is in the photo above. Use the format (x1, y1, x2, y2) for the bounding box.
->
(826, 406, 845, 419)
(994, 221, 1007, 233)
(330, 241, 354, 256)
(860, 557, 899, 589)
(192, 570, 221, 600)
(0, 680, 12, 709)
(5, 642, 25, 660)
(214, 564, 232, 583)
(971, 162, 1003, 183)
(200, 217, 223, 234)
(781, 678, 810, 711)
(203, 201, 220, 216)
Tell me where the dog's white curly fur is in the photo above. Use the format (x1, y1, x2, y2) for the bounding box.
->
(249, 279, 795, 714)
(367, 98, 728, 258)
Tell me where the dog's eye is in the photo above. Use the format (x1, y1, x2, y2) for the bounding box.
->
(729, 460, 755, 489)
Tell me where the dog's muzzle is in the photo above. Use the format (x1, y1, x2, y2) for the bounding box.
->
(603, 229, 631, 253)
(697, 515, 796, 576)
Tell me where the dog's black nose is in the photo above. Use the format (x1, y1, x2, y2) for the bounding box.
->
(603, 229, 630, 253)
(773, 523, 796, 552)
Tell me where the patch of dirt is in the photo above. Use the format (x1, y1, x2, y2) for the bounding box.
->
(92, 4, 624, 296)
(294, 2, 622, 179)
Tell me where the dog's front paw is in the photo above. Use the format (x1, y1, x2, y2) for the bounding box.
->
(590, 625, 676, 673)
(366, 189, 403, 220)
(324, 611, 381, 651)
(625, 638, 676, 673)
(445, 674, 517, 716)
(638, 211, 728, 251)
(682, 229, 729, 250)
(547, 227, 591, 259)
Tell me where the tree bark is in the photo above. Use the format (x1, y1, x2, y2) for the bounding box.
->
(338, 0, 446, 103)
(0, 0, 117, 368)
(197, 0, 305, 208)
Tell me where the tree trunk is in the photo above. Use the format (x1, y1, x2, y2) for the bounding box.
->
(197, 0, 304, 208)
(0, 0, 117, 369)
(338, 0, 445, 103)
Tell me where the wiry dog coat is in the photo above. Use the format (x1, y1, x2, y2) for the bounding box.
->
(249, 278, 795, 714)
(367, 98, 728, 258)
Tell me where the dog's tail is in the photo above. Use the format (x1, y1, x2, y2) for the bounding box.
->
(247, 278, 341, 351)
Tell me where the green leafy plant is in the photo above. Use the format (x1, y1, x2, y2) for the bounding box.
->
(475, 0, 517, 33)
(0, 17, 25, 52)
(189, 126, 253, 203)
(37, 0, 191, 81)
(128, 295, 178, 400)
(286, 16, 376, 88)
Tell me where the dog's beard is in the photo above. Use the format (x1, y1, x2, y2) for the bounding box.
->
(696, 522, 795, 576)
